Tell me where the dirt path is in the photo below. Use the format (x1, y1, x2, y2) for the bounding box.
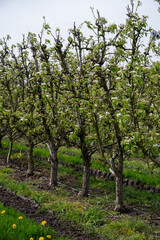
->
(0, 184, 104, 240)
(2, 146, 160, 194)
(0, 156, 106, 240)
(0, 155, 160, 239)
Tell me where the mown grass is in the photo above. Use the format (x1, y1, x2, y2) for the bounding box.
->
(0, 167, 159, 240)
(1, 139, 159, 187)
(2, 140, 28, 151)
(0, 139, 160, 239)
(98, 216, 155, 240)
(1, 139, 160, 199)
(0, 202, 70, 240)
(1, 139, 160, 210)
(123, 168, 160, 186)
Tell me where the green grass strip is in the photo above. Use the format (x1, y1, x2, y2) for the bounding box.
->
(0, 202, 70, 240)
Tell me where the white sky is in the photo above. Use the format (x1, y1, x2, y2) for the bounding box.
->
(0, 0, 159, 44)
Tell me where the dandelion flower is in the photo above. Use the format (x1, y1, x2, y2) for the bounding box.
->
(41, 220, 47, 226)
(18, 216, 23, 220)
(47, 235, 52, 239)
(39, 237, 44, 240)
(12, 224, 17, 229)
(30, 238, 34, 240)
(1, 210, 5, 214)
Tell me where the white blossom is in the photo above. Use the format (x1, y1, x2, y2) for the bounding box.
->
(130, 70, 136, 74)
(116, 113, 121, 117)
(111, 97, 118, 100)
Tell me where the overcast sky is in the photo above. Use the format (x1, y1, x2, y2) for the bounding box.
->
(0, 0, 159, 44)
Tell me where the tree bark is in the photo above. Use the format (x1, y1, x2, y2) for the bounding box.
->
(7, 141, 13, 167)
(114, 172, 126, 212)
(79, 157, 90, 197)
(48, 144, 58, 188)
(27, 139, 34, 176)
(78, 142, 91, 197)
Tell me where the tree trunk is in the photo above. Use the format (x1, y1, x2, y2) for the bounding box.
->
(7, 141, 13, 167)
(27, 140, 34, 176)
(79, 146, 91, 197)
(80, 159, 90, 197)
(114, 173, 126, 212)
(49, 145, 58, 188)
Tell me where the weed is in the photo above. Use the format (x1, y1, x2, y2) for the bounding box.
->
(0, 168, 14, 173)
(99, 216, 154, 240)
(0, 202, 70, 240)
(0, 140, 160, 239)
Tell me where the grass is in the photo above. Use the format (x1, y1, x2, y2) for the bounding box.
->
(98, 216, 155, 240)
(1, 139, 160, 210)
(2, 139, 28, 151)
(2, 139, 160, 187)
(123, 185, 160, 208)
(0, 139, 160, 239)
(123, 168, 160, 186)
(1, 139, 160, 184)
(0, 168, 159, 240)
(0, 202, 70, 240)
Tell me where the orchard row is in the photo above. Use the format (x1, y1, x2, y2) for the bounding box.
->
(0, 2, 159, 212)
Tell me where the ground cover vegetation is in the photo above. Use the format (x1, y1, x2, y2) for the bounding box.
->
(0, 0, 160, 239)
(0, 202, 70, 240)
(0, 147, 160, 239)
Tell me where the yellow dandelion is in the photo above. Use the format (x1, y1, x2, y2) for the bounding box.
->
(46, 235, 52, 239)
(1, 210, 5, 214)
(18, 216, 23, 220)
(41, 220, 47, 226)
(39, 237, 44, 240)
(12, 224, 17, 229)
(30, 238, 34, 240)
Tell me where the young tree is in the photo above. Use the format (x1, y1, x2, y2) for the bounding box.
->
(28, 32, 72, 187)
(0, 36, 21, 166)
(47, 23, 102, 197)
(79, 0, 155, 211)
(11, 38, 43, 176)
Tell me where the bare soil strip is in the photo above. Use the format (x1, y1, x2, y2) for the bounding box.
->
(0, 155, 160, 239)
(0, 184, 104, 240)
(2, 146, 160, 194)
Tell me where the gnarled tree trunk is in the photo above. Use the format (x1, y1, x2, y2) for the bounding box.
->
(114, 154, 126, 212)
(78, 138, 91, 197)
(27, 139, 34, 176)
(7, 141, 13, 167)
(114, 172, 126, 212)
(80, 155, 91, 197)
(47, 143, 58, 188)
